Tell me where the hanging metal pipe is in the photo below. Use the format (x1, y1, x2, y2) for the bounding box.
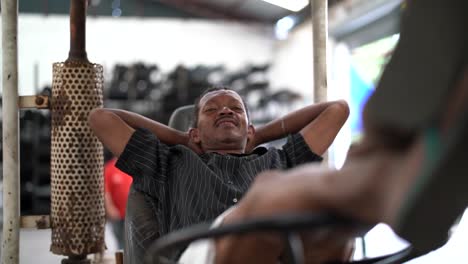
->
(68, 0, 88, 62)
(1, 0, 20, 263)
(49, 0, 105, 258)
(311, 0, 328, 103)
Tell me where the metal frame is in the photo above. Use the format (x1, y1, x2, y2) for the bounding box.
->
(312, 0, 328, 104)
(2, 3, 51, 263)
(18, 95, 50, 109)
(2, 0, 20, 263)
(20, 215, 51, 229)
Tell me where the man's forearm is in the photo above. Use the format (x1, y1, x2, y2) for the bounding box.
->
(106, 109, 188, 146)
(255, 100, 347, 145)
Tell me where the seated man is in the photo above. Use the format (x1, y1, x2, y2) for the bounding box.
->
(89, 87, 350, 258)
(175, 0, 468, 263)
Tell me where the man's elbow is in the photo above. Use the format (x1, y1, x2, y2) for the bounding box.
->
(88, 108, 110, 136)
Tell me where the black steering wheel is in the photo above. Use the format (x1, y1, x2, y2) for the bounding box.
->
(144, 212, 412, 264)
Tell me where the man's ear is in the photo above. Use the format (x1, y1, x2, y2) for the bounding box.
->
(189, 128, 201, 143)
(247, 124, 255, 141)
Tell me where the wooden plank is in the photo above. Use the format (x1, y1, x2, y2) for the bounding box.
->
(18, 95, 49, 109)
(20, 215, 51, 229)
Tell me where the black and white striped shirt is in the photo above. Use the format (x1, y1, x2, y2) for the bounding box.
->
(116, 128, 322, 237)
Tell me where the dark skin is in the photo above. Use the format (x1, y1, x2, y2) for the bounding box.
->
(89, 89, 350, 158)
(188, 90, 255, 154)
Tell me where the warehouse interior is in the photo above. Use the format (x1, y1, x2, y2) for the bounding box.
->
(0, 0, 467, 263)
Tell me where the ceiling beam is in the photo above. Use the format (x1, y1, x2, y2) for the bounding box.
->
(154, 0, 264, 22)
(227, 0, 249, 12)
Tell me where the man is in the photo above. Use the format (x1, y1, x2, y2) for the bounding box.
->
(89, 87, 349, 256)
(175, 0, 468, 263)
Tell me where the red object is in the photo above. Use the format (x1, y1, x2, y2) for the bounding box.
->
(105, 158, 133, 218)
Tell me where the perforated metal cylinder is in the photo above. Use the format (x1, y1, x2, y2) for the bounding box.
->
(50, 61, 105, 256)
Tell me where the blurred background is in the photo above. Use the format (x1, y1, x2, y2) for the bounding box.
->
(0, 0, 467, 263)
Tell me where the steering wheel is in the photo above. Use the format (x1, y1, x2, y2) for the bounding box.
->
(144, 212, 412, 264)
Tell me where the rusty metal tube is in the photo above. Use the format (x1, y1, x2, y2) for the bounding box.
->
(68, 0, 88, 62)
(1, 0, 20, 263)
(50, 0, 105, 257)
(311, 0, 328, 103)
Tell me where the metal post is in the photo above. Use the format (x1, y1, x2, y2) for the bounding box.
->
(1, 0, 20, 263)
(311, 0, 328, 103)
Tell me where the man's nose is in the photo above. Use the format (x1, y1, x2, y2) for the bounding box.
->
(219, 107, 234, 115)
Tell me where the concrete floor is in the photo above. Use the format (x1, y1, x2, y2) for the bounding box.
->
(1, 224, 119, 264)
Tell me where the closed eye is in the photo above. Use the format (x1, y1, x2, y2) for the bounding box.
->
(204, 107, 217, 112)
(232, 106, 244, 112)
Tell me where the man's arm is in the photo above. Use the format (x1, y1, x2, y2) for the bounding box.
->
(88, 108, 189, 157)
(253, 100, 349, 155)
(212, 166, 359, 264)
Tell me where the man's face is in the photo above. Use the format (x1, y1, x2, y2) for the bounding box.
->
(190, 90, 254, 153)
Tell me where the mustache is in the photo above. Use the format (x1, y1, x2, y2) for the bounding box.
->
(215, 116, 238, 126)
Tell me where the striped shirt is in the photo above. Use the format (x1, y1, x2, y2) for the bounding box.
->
(116, 128, 322, 238)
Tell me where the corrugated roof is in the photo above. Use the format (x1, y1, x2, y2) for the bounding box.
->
(8, 0, 348, 23)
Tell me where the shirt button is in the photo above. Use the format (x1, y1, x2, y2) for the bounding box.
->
(233, 198, 238, 203)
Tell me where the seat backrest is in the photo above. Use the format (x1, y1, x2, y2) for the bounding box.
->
(124, 105, 194, 264)
(168, 105, 195, 132)
(124, 187, 159, 264)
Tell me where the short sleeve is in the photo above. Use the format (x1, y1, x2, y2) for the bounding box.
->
(282, 133, 323, 168)
(115, 128, 171, 197)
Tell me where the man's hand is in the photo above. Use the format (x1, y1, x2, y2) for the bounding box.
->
(214, 137, 424, 263)
(214, 167, 357, 264)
